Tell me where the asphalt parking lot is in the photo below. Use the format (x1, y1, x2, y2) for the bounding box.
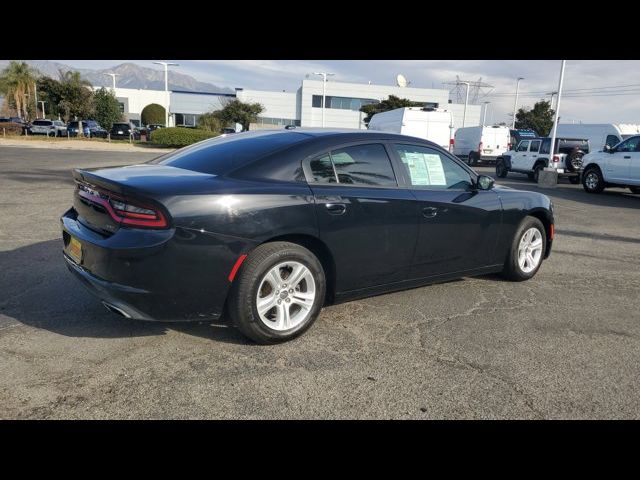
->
(1, 146, 639, 419)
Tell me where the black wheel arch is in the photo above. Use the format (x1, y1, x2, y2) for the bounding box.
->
(526, 208, 554, 259)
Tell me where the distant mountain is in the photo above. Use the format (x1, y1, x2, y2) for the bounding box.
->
(0, 60, 234, 93)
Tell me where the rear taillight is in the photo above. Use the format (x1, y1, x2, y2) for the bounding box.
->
(507, 143, 511, 150)
(552, 155, 560, 163)
(77, 183, 168, 229)
(449, 138, 454, 152)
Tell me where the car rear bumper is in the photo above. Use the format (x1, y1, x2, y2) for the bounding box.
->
(60, 207, 245, 322)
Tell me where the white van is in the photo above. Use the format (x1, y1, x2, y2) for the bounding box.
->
(367, 107, 453, 151)
(453, 125, 511, 165)
(555, 124, 640, 152)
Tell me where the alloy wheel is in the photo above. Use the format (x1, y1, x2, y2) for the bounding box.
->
(255, 261, 316, 331)
(517, 228, 543, 273)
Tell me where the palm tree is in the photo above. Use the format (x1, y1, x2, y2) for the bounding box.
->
(0, 61, 37, 120)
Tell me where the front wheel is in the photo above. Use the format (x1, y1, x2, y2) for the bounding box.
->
(227, 242, 326, 344)
(502, 216, 547, 281)
(532, 164, 544, 182)
(582, 167, 605, 193)
(496, 159, 508, 178)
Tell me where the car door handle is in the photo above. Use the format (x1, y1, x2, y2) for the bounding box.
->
(624, 156, 631, 159)
(422, 207, 438, 218)
(325, 203, 346, 215)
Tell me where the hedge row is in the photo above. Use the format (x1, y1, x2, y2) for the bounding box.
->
(150, 127, 219, 147)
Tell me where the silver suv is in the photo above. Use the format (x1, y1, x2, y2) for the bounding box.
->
(29, 119, 67, 137)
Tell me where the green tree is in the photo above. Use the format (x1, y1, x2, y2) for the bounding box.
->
(36, 76, 64, 119)
(514, 100, 555, 136)
(197, 112, 222, 133)
(93, 87, 122, 131)
(57, 69, 94, 124)
(141, 103, 166, 125)
(213, 99, 264, 131)
(0, 61, 38, 120)
(359, 95, 422, 124)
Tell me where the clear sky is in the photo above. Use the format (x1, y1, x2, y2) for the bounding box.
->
(56, 60, 640, 125)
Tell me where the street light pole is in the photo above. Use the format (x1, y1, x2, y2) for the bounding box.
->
(548, 61, 566, 168)
(482, 101, 490, 126)
(313, 72, 335, 127)
(546, 91, 558, 110)
(512, 77, 524, 129)
(104, 73, 120, 90)
(153, 62, 179, 127)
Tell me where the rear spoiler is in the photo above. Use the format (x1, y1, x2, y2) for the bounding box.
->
(72, 169, 130, 195)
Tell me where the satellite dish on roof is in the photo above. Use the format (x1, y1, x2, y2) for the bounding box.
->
(396, 74, 409, 87)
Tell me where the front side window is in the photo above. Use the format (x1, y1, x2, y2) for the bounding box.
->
(517, 140, 530, 152)
(393, 144, 473, 190)
(615, 136, 640, 152)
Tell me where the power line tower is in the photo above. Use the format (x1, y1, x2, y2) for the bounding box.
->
(442, 76, 495, 104)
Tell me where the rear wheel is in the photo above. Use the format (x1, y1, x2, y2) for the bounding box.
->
(496, 159, 508, 178)
(582, 167, 605, 193)
(227, 242, 326, 344)
(502, 216, 546, 281)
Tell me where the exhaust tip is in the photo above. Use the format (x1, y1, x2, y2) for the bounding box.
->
(102, 301, 132, 319)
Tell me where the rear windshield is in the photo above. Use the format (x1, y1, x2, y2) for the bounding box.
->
(149, 131, 310, 175)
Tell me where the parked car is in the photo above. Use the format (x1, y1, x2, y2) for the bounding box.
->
(29, 119, 67, 137)
(453, 125, 511, 165)
(368, 107, 453, 151)
(110, 122, 138, 139)
(147, 124, 164, 133)
(495, 137, 589, 183)
(61, 130, 554, 343)
(581, 135, 640, 194)
(67, 120, 108, 138)
(556, 123, 640, 152)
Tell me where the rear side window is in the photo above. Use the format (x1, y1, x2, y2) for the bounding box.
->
(606, 135, 620, 148)
(309, 144, 397, 187)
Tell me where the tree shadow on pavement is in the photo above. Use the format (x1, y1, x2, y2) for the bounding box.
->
(0, 239, 251, 345)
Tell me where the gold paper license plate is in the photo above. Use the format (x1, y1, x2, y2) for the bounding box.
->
(68, 236, 82, 264)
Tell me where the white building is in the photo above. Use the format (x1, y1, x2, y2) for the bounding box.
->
(101, 79, 482, 130)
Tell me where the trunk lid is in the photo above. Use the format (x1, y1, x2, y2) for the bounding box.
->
(72, 164, 217, 235)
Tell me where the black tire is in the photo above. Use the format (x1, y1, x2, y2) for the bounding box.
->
(468, 152, 479, 166)
(496, 159, 508, 178)
(501, 216, 547, 282)
(227, 241, 326, 344)
(629, 186, 640, 194)
(569, 176, 580, 184)
(532, 163, 544, 183)
(582, 166, 605, 193)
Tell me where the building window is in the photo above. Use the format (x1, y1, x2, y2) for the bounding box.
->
(255, 116, 300, 126)
(312, 95, 379, 111)
(118, 102, 125, 113)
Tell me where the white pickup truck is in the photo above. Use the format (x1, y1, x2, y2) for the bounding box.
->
(495, 137, 589, 184)
(581, 134, 640, 194)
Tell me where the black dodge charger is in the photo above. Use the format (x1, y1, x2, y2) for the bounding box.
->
(61, 129, 554, 343)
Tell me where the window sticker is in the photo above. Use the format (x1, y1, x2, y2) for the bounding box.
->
(423, 154, 446, 185)
(401, 151, 447, 186)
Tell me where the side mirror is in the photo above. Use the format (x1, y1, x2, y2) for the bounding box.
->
(477, 175, 494, 191)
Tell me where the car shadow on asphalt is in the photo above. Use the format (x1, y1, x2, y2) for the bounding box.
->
(0, 239, 252, 345)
